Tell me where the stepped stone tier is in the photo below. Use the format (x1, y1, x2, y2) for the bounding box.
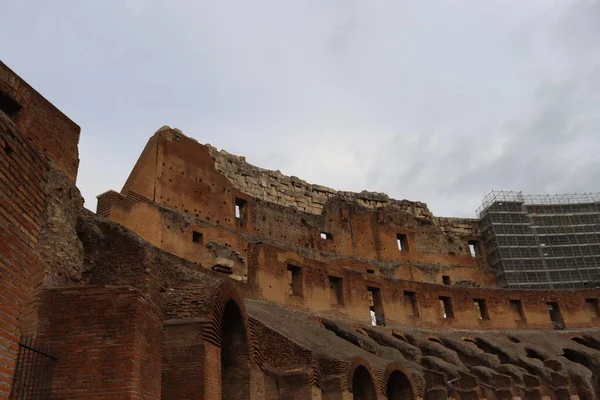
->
(2, 59, 600, 400)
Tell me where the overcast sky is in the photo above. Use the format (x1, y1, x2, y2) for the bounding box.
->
(2, 0, 599, 217)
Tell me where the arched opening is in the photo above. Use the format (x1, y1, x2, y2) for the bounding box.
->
(352, 365, 377, 400)
(387, 370, 414, 400)
(221, 300, 250, 400)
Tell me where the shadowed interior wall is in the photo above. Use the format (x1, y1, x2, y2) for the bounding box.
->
(221, 301, 250, 400)
(386, 371, 414, 400)
(352, 366, 377, 400)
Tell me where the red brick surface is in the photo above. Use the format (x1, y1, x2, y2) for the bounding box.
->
(37, 286, 163, 400)
(0, 112, 46, 398)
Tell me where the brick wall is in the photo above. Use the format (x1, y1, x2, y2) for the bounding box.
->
(251, 241, 600, 330)
(37, 285, 163, 399)
(0, 61, 80, 183)
(0, 112, 47, 398)
(98, 128, 494, 288)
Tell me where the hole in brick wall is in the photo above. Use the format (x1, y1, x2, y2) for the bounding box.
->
(192, 231, 203, 244)
(396, 234, 409, 251)
(468, 240, 481, 257)
(3, 143, 13, 156)
(328, 276, 344, 305)
(473, 299, 490, 320)
(586, 298, 600, 318)
(235, 197, 247, 221)
(510, 300, 525, 322)
(320, 232, 332, 240)
(367, 269, 375, 274)
(439, 296, 454, 319)
(547, 302, 565, 330)
(442, 275, 451, 285)
(0, 91, 22, 119)
(367, 287, 385, 326)
(403, 291, 418, 317)
(287, 264, 303, 297)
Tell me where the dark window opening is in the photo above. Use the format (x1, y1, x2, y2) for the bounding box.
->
(510, 300, 525, 321)
(473, 299, 490, 320)
(0, 91, 22, 119)
(366, 268, 375, 274)
(442, 275, 451, 285)
(547, 302, 565, 330)
(192, 231, 203, 244)
(468, 240, 481, 257)
(320, 232, 332, 240)
(396, 234, 409, 251)
(403, 291, 418, 317)
(3, 143, 13, 157)
(328, 276, 343, 305)
(235, 197, 247, 221)
(439, 296, 454, 319)
(586, 298, 600, 318)
(287, 264, 303, 297)
(367, 287, 385, 326)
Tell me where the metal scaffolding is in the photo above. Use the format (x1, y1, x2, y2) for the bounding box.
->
(477, 190, 600, 289)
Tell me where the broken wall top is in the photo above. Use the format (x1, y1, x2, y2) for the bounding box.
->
(0, 61, 80, 183)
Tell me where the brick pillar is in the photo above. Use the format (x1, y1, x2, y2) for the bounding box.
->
(37, 285, 163, 399)
(0, 114, 46, 399)
(322, 376, 353, 400)
(162, 320, 222, 400)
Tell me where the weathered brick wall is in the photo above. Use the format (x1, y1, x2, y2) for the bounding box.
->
(99, 128, 492, 287)
(251, 240, 600, 330)
(0, 61, 80, 183)
(37, 285, 163, 399)
(0, 112, 47, 398)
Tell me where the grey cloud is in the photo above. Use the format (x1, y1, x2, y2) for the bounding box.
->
(1, 0, 598, 218)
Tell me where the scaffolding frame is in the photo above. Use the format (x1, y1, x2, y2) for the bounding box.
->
(477, 190, 600, 289)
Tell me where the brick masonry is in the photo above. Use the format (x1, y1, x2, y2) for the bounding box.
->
(0, 111, 47, 398)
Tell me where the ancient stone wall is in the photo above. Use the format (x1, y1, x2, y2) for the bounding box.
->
(99, 128, 492, 287)
(0, 61, 80, 183)
(249, 240, 600, 330)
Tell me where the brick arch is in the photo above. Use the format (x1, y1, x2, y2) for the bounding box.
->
(0, 68, 33, 109)
(380, 361, 424, 399)
(203, 279, 262, 368)
(345, 357, 380, 398)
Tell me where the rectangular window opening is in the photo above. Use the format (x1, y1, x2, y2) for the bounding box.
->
(473, 299, 490, 320)
(329, 276, 344, 305)
(547, 302, 565, 330)
(397, 234, 409, 251)
(287, 264, 303, 297)
(0, 91, 22, 120)
(367, 287, 385, 326)
(320, 232, 332, 240)
(235, 197, 247, 221)
(442, 275, 451, 286)
(403, 291, 418, 317)
(468, 240, 480, 257)
(439, 296, 454, 319)
(510, 300, 525, 322)
(586, 298, 600, 318)
(192, 231, 203, 244)
(366, 268, 375, 274)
